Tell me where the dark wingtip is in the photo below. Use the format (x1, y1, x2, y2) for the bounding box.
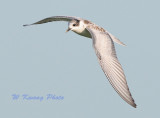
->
(23, 24, 29, 27)
(23, 24, 32, 27)
(132, 103, 137, 108)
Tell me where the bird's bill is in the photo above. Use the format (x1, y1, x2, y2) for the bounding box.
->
(66, 28, 71, 32)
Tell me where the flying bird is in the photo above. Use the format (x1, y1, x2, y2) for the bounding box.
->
(24, 16, 136, 108)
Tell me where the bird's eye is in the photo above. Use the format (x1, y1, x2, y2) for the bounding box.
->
(73, 24, 76, 26)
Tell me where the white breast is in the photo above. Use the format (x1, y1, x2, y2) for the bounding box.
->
(73, 28, 92, 38)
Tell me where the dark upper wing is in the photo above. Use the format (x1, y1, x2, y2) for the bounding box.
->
(23, 16, 81, 26)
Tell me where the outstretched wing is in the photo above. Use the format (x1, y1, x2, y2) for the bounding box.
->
(86, 27, 136, 108)
(23, 16, 81, 26)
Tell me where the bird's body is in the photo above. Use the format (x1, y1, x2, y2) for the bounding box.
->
(74, 28, 91, 38)
(24, 16, 136, 108)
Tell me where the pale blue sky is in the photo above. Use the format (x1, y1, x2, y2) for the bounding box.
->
(0, 0, 160, 117)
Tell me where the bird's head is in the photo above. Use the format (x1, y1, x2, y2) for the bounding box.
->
(66, 19, 85, 34)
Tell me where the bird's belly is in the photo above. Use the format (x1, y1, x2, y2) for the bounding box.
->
(74, 29, 92, 38)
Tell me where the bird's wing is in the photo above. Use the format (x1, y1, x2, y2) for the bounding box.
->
(23, 16, 81, 26)
(86, 27, 136, 108)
